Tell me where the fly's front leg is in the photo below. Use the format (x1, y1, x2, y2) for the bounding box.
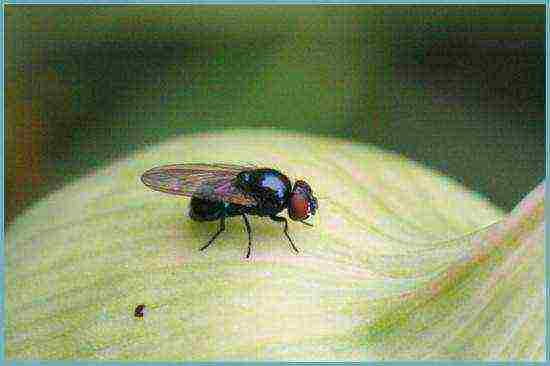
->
(242, 214, 253, 259)
(200, 216, 226, 252)
(270, 215, 300, 254)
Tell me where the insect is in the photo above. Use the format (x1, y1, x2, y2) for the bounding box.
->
(134, 304, 146, 318)
(141, 163, 318, 258)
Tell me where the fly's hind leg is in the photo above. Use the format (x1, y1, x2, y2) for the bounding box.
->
(242, 214, 253, 259)
(200, 216, 226, 252)
(270, 215, 300, 254)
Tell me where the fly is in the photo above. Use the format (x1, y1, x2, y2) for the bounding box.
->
(141, 163, 318, 258)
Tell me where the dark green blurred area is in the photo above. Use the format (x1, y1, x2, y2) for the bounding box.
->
(5, 6, 545, 222)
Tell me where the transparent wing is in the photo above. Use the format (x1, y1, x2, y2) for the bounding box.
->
(140, 163, 257, 206)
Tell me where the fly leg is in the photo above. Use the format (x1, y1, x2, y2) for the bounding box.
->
(242, 214, 253, 258)
(270, 215, 300, 254)
(200, 216, 225, 252)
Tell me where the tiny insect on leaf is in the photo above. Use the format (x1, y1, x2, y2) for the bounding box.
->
(134, 304, 146, 318)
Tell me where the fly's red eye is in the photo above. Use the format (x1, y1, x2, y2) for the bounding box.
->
(289, 193, 309, 221)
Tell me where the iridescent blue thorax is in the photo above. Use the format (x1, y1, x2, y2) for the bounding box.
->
(236, 168, 292, 216)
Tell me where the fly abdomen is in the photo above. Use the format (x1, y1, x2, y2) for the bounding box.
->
(189, 197, 246, 221)
(189, 197, 226, 222)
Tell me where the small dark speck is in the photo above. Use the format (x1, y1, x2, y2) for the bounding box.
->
(134, 304, 146, 318)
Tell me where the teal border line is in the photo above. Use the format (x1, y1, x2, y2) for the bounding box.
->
(1, 2, 5, 366)
(4, 362, 550, 366)
(4, 361, 541, 365)
(545, 0, 549, 362)
(1, 0, 547, 4)
(1, 2, 547, 365)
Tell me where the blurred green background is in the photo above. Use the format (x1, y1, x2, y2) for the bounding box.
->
(5, 6, 545, 223)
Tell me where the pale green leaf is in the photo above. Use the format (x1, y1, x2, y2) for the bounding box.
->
(6, 130, 543, 361)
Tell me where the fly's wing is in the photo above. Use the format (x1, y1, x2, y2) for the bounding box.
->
(140, 163, 257, 206)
